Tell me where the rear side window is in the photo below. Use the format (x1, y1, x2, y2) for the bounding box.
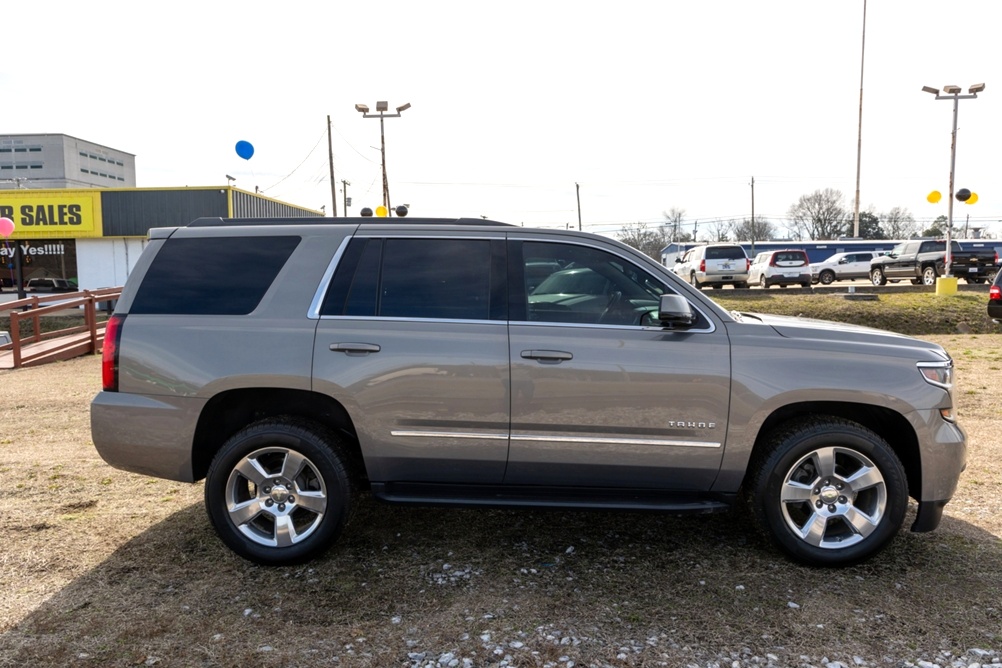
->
(323, 237, 506, 321)
(705, 246, 746, 260)
(130, 236, 300, 315)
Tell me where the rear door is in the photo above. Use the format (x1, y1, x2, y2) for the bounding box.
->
(843, 253, 873, 279)
(506, 236, 730, 491)
(312, 229, 511, 485)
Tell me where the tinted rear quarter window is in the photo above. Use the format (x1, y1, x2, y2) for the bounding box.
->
(130, 236, 300, 315)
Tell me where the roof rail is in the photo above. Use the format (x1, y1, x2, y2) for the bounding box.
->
(187, 217, 514, 227)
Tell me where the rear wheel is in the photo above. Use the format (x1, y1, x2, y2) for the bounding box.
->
(922, 266, 938, 286)
(746, 417, 908, 566)
(690, 273, 704, 290)
(205, 417, 356, 566)
(759, 275, 768, 289)
(870, 267, 887, 286)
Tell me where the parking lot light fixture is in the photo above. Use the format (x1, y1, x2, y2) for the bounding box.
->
(922, 82, 984, 277)
(355, 101, 410, 215)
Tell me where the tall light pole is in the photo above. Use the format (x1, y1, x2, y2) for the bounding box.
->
(852, 0, 867, 238)
(355, 101, 410, 215)
(922, 83, 985, 277)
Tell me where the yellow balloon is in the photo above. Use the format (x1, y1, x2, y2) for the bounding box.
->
(966, 192, 979, 205)
(927, 191, 942, 204)
(375, 205, 388, 217)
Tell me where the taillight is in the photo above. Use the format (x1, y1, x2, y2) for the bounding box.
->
(102, 314, 126, 392)
(699, 259, 705, 272)
(746, 259, 751, 271)
(770, 255, 778, 266)
(991, 285, 1001, 301)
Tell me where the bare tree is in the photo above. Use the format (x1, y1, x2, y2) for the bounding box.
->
(881, 206, 919, 239)
(732, 217, 776, 243)
(617, 222, 673, 260)
(703, 219, 732, 242)
(662, 207, 686, 242)
(788, 188, 848, 240)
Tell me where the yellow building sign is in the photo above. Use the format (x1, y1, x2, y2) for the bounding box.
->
(0, 190, 103, 238)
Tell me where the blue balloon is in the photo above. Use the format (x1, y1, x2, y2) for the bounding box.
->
(235, 140, 254, 160)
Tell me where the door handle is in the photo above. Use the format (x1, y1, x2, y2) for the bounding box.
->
(521, 349, 573, 363)
(330, 342, 381, 355)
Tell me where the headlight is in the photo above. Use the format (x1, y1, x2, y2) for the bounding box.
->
(918, 361, 953, 390)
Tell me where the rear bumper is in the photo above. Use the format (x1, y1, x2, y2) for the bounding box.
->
(90, 391, 204, 482)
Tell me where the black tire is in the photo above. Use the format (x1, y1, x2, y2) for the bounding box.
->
(870, 267, 887, 286)
(735, 282, 749, 289)
(911, 278, 923, 285)
(745, 417, 908, 567)
(800, 282, 811, 289)
(759, 275, 768, 289)
(205, 417, 357, 566)
(922, 265, 938, 286)
(819, 270, 836, 286)
(711, 284, 723, 290)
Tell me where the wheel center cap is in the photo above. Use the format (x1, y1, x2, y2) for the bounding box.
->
(819, 486, 839, 504)
(270, 484, 291, 504)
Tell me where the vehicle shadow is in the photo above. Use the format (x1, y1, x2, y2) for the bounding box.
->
(2, 495, 1000, 666)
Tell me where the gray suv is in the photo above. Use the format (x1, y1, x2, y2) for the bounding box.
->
(91, 217, 966, 567)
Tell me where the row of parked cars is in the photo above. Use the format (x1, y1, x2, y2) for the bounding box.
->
(674, 242, 1002, 323)
(672, 244, 814, 289)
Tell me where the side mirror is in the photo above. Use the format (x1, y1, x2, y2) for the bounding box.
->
(657, 294, 696, 329)
(838, 258, 848, 265)
(674, 257, 682, 263)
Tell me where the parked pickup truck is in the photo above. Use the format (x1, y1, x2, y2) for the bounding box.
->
(869, 239, 998, 286)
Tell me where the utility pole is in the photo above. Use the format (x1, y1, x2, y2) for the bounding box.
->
(327, 115, 337, 216)
(750, 176, 756, 256)
(342, 180, 351, 216)
(575, 182, 582, 231)
(853, 0, 867, 238)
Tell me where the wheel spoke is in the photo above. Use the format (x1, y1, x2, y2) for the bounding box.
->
(233, 457, 269, 486)
(228, 499, 264, 527)
(781, 480, 814, 503)
(844, 505, 879, 537)
(295, 490, 327, 514)
(280, 450, 308, 481)
(844, 465, 883, 492)
(812, 447, 837, 479)
(274, 514, 298, 547)
(799, 511, 828, 547)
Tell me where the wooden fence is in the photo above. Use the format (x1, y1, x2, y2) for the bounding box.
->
(0, 287, 123, 369)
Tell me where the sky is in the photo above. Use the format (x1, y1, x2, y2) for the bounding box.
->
(4, 0, 1001, 241)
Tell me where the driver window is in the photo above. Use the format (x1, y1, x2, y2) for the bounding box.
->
(522, 241, 664, 326)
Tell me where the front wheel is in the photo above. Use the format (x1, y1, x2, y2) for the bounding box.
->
(745, 417, 908, 566)
(818, 270, 836, 286)
(870, 267, 887, 286)
(922, 266, 938, 286)
(205, 418, 357, 566)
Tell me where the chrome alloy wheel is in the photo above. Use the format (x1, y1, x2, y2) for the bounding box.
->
(224, 447, 328, 547)
(779, 446, 887, 549)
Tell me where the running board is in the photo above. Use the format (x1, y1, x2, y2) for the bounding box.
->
(370, 482, 734, 514)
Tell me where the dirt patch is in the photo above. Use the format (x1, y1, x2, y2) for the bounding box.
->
(0, 338, 999, 667)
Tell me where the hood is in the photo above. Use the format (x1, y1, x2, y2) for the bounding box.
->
(728, 310, 947, 356)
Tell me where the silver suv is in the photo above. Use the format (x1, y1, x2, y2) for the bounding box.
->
(673, 244, 750, 289)
(91, 217, 966, 567)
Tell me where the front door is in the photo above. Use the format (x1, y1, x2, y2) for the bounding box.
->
(505, 239, 730, 491)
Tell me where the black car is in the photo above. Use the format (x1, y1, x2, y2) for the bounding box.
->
(989, 270, 1002, 321)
